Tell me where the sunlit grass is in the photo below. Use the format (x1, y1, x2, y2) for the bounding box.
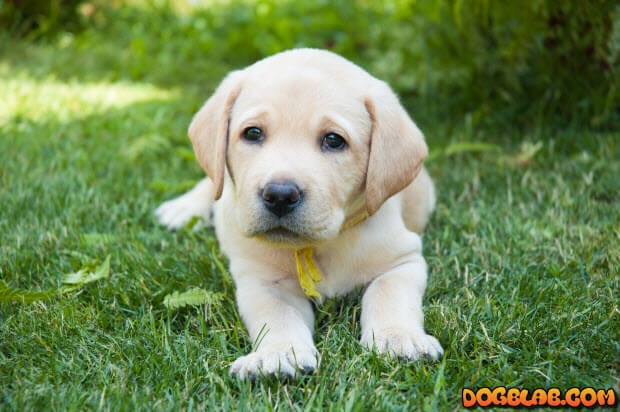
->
(1, 71, 177, 124)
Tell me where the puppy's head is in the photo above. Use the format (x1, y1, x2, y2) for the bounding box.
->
(189, 49, 427, 246)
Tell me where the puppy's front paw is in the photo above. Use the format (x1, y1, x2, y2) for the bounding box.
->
(229, 344, 318, 380)
(155, 191, 211, 230)
(361, 328, 443, 361)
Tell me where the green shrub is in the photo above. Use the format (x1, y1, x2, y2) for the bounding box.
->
(0, 0, 85, 36)
(178, 0, 618, 128)
(5, 0, 616, 129)
(366, 0, 618, 128)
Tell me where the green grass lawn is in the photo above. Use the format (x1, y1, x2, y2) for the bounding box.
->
(1, 6, 618, 411)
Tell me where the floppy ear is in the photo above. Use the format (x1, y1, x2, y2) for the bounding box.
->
(364, 81, 428, 215)
(188, 71, 243, 200)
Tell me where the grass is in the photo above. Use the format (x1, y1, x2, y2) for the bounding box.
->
(1, 4, 618, 411)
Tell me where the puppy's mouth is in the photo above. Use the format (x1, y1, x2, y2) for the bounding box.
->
(255, 226, 311, 245)
(242, 205, 338, 247)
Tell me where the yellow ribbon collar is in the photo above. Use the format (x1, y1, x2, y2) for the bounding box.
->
(295, 209, 368, 300)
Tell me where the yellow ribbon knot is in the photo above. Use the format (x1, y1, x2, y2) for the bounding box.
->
(295, 247, 323, 299)
(294, 210, 368, 300)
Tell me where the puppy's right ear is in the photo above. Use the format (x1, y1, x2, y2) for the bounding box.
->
(188, 71, 243, 200)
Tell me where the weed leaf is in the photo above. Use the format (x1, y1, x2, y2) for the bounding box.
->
(0, 280, 56, 303)
(163, 287, 222, 310)
(498, 141, 543, 167)
(427, 142, 500, 161)
(62, 255, 111, 286)
(80, 233, 117, 247)
(1, 255, 111, 303)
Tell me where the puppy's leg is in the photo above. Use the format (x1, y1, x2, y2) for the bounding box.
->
(360, 254, 443, 360)
(230, 272, 317, 379)
(401, 167, 436, 234)
(155, 177, 215, 230)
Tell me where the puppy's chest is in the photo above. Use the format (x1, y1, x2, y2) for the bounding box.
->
(308, 219, 421, 297)
(312, 255, 376, 297)
(310, 234, 393, 297)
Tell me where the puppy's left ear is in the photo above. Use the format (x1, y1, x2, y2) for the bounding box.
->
(364, 81, 428, 215)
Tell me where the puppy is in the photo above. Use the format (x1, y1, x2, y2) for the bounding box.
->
(156, 49, 442, 379)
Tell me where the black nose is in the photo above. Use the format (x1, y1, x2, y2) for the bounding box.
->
(261, 181, 302, 217)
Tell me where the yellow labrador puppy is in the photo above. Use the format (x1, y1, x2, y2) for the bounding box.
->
(156, 49, 442, 379)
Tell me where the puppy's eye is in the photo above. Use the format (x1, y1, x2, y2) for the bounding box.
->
(242, 127, 263, 142)
(321, 133, 347, 151)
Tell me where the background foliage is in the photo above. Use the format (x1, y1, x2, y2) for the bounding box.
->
(3, 0, 617, 128)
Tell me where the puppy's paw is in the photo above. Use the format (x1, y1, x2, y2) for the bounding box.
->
(361, 328, 443, 361)
(229, 344, 318, 380)
(155, 188, 212, 230)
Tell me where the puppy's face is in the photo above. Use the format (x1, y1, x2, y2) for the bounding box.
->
(227, 70, 370, 244)
(189, 49, 428, 247)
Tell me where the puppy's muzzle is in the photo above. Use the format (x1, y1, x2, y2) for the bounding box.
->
(261, 181, 302, 217)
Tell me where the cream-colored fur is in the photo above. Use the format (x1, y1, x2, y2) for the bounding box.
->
(155, 49, 443, 379)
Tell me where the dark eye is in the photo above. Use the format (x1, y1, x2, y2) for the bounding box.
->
(242, 127, 263, 142)
(321, 133, 347, 151)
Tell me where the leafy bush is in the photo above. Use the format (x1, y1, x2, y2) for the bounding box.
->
(366, 0, 618, 128)
(170, 0, 619, 128)
(4, 0, 617, 129)
(0, 0, 86, 36)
